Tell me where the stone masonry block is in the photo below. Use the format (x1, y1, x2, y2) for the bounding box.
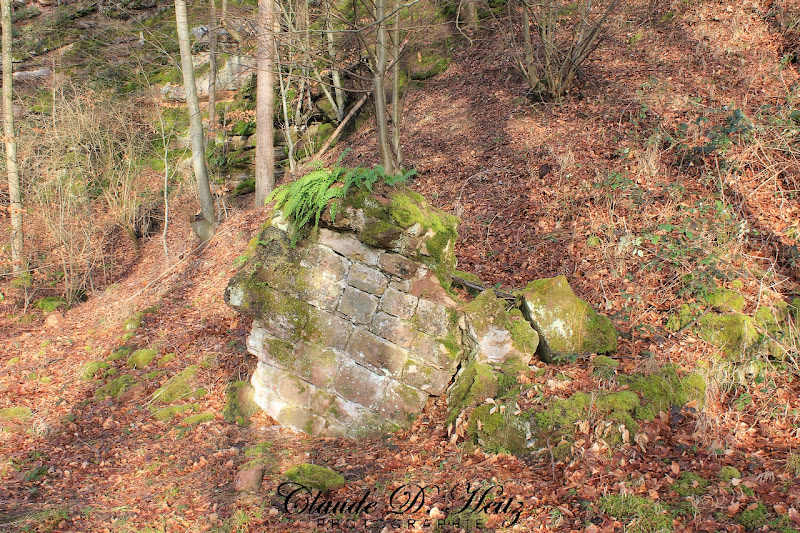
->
(400, 358, 453, 396)
(318, 229, 380, 266)
(347, 262, 389, 295)
(415, 299, 449, 337)
(338, 287, 379, 325)
(307, 307, 353, 351)
(299, 245, 350, 311)
(379, 253, 419, 279)
(376, 381, 429, 422)
(346, 329, 409, 377)
(370, 312, 415, 348)
(380, 287, 418, 319)
(333, 358, 388, 408)
(275, 405, 327, 435)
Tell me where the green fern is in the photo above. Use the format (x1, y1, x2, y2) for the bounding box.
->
(267, 165, 416, 245)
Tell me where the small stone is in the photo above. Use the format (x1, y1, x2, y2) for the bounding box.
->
(45, 312, 63, 328)
(234, 466, 264, 492)
(338, 287, 379, 325)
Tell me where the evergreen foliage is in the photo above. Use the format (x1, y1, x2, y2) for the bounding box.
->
(267, 165, 416, 245)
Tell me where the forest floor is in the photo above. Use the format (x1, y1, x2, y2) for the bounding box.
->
(2, 0, 800, 531)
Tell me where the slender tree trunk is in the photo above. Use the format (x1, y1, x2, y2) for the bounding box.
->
(2, 0, 23, 275)
(255, 0, 275, 206)
(390, 0, 401, 170)
(208, 0, 218, 139)
(521, 4, 539, 89)
(373, 0, 394, 174)
(176, 0, 215, 239)
(326, 10, 345, 122)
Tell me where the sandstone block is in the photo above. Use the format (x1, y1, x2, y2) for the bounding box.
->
(299, 245, 350, 311)
(276, 406, 327, 435)
(307, 307, 353, 351)
(333, 358, 388, 408)
(380, 287, 418, 319)
(376, 381, 428, 422)
(415, 299, 449, 337)
(370, 312, 415, 348)
(401, 359, 453, 396)
(346, 329, 409, 376)
(318, 229, 380, 265)
(338, 287, 379, 325)
(347, 262, 389, 295)
(379, 253, 419, 279)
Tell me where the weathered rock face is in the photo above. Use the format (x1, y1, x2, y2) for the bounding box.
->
(225, 192, 465, 437)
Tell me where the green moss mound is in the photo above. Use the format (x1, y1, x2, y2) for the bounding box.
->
(107, 346, 132, 362)
(621, 365, 706, 419)
(718, 466, 741, 482)
(182, 413, 214, 425)
(127, 348, 158, 369)
(467, 402, 533, 455)
(0, 406, 32, 424)
(447, 362, 499, 426)
(80, 360, 109, 380)
(599, 493, 672, 533)
(670, 471, 709, 497)
(704, 288, 745, 312)
(152, 366, 202, 403)
(592, 355, 619, 379)
(519, 276, 617, 362)
(95, 375, 138, 399)
(35, 296, 66, 313)
(152, 403, 198, 422)
(697, 313, 758, 358)
(123, 306, 158, 333)
(284, 464, 345, 492)
(738, 502, 768, 530)
(223, 381, 260, 425)
(158, 353, 176, 366)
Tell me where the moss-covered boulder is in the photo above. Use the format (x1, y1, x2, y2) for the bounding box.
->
(467, 402, 533, 455)
(284, 464, 345, 492)
(80, 360, 109, 380)
(152, 403, 198, 422)
(152, 366, 204, 404)
(697, 313, 758, 358)
(223, 381, 260, 425)
(591, 355, 619, 380)
(704, 288, 745, 312)
(465, 290, 538, 364)
(95, 375, 138, 400)
(519, 276, 617, 362)
(127, 348, 158, 369)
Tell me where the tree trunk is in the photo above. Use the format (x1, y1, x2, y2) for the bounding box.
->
(2, 0, 23, 275)
(373, 0, 395, 175)
(208, 0, 218, 139)
(255, 0, 275, 206)
(176, 0, 216, 239)
(390, 0, 401, 170)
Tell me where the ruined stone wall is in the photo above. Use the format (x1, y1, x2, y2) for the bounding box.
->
(225, 192, 466, 437)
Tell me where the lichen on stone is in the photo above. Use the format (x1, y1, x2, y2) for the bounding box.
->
(223, 381, 260, 425)
(466, 290, 539, 362)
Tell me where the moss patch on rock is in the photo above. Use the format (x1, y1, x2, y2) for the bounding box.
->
(718, 466, 741, 482)
(80, 360, 109, 380)
(284, 464, 345, 492)
(447, 361, 499, 426)
(127, 348, 158, 369)
(107, 346, 132, 362)
(467, 401, 533, 454)
(152, 366, 203, 404)
(158, 353, 176, 366)
(223, 381, 260, 425)
(592, 355, 619, 379)
(519, 276, 617, 362)
(705, 288, 745, 312)
(697, 313, 758, 358)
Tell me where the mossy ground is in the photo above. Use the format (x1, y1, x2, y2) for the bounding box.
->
(599, 493, 672, 533)
(95, 375, 138, 400)
(152, 366, 203, 404)
(670, 471, 709, 497)
(80, 360, 109, 380)
(284, 464, 345, 492)
(127, 348, 158, 369)
(622, 364, 706, 419)
(152, 403, 199, 422)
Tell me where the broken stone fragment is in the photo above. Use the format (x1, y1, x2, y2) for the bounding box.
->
(464, 290, 539, 364)
(234, 466, 264, 492)
(519, 276, 617, 362)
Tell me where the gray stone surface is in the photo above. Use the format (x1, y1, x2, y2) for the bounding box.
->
(380, 287, 418, 319)
(370, 312, 415, 348)
(347, 329, 409, 376)
(318, 229, 380, 265)
(416, 299, 449, 337)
